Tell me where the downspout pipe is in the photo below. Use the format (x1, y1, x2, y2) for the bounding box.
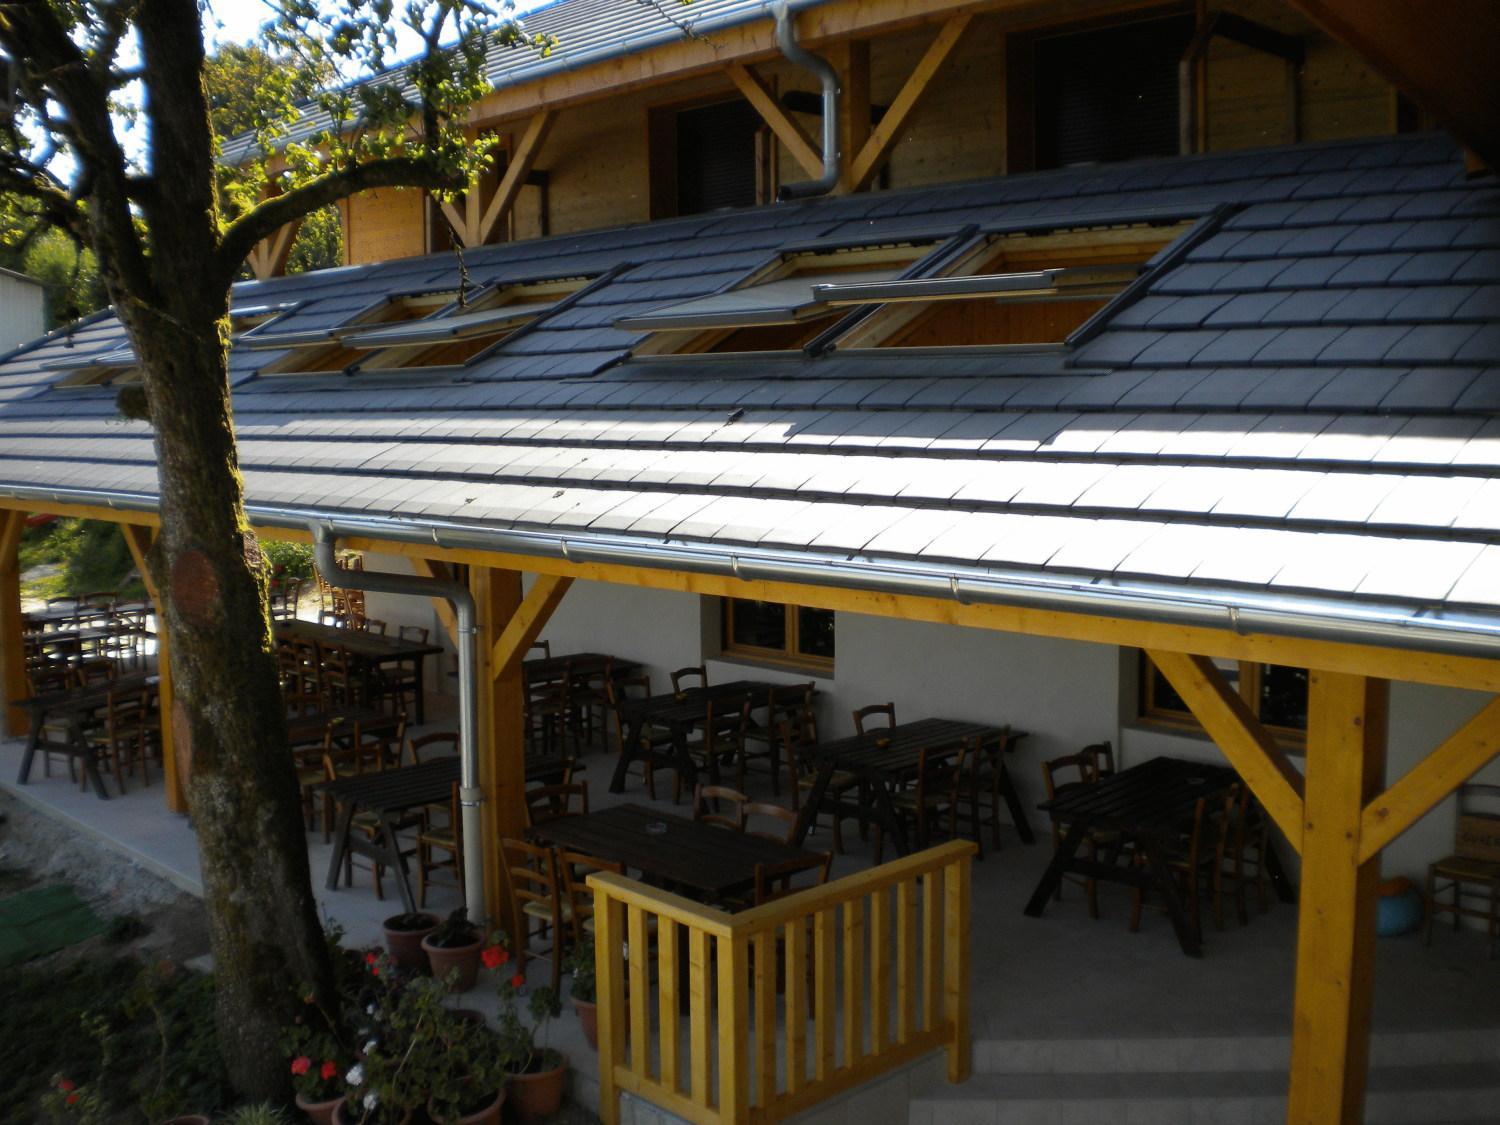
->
(774, 2, 841, 201)
(309, 522, 489, 926)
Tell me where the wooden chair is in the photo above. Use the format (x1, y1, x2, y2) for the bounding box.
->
(852, 702, 896, 737)
(693, 783, 748, 831)
(502, 838, 568, 991)
(416, 781, 462, 908)
(269, 576, 302, 623)
(606, 674, 662, 799)
(1041, 749, 1113, 917)
(876, 744, 967, 864)
(780, 712, 865, 854)
(743, 800, 799, 845)
(321, 752, 389, 899)
(379, 624, 429, 717)
(352, 713, 407, 773)
(558, 850, 625, 941)
(753, 851, 832, 905)
(317, 642, 360, 707)
(529, 640, 551, 660)
(1130, 785, 1239, 939)
(26, 661, 78, 781)
(86, 682, 155, 794)
(570, 658, 614, 752)
(672, 696, 750, 804)
(1218, 786, 1273, 926)
(363, 617, 388, 636)
(736, 681, 813, 794)
(529, 669, 582, 759)
(951, 729, 1013, 860)
(407, 729, 458, 766)
(524, 780, 589, 828)
(1424, 784, 1500, 959)
(670, 665, 706, 693)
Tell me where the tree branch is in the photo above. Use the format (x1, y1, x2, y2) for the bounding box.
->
(215, 154, 460, 282)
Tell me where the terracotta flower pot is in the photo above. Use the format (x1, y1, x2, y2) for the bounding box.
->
(332, 1099, 411, 1125)
(427, 1088, 505, 1125)
(422, 931, 483, 992)
(295, 1092, 345, 1125)
(160, 1118, 210, 1125)
(507, 1051, 567, 1122)
(382, 911, 440, 973)
(573, 997, 598, 1050)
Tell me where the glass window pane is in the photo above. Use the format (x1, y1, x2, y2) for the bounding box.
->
(1258, 665, 1308, 730)
(1148, 664, 1188, 712)
(796, 607, 835, 660)
(729, 599, 786, 650)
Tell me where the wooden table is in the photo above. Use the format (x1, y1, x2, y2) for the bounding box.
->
(276, 620, 444, 723)
(528, 803, 815, 902)
(608, 680, 792, 794)
(284, 705, 390, 751)
(317, 757, 461, 913)
(793, 718, 1033, 856)
(23, 600, 151, 630)
(522, 651, 641, 689)
(12, 672, 156, 799)
(1022, 756, 1289, 957)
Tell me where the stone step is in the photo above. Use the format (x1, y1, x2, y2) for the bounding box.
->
(972, 1028, 1500, 1075)
(908, 1063, 1500, 1125)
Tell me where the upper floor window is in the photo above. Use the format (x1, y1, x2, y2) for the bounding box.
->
(650, 97, 770, 219)
(721, 598, 835, 671)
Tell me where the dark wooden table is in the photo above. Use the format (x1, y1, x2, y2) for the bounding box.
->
(12, 672, 156, 799)
(284, 705, 390, 751)
(1022, 756, 1288, 957)
(608, 679, 789, 794)
(522, 652, 641, 690)
(317, 757, 461, 913)
(528, 803, 815, 901)
(276, 619, 444, 723)
(793, 718, 1033, 856)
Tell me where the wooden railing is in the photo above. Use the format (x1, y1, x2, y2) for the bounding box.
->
(588, 840, 976, 1125)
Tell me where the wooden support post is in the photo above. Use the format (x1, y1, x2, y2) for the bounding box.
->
(476, 111, 554, 247)
(0, 511, 28, 737)
(1287, 671, 1387, 1125)
(122, 525, 186, 812)
(728, 62, 825, 179)
(846, 15, 971, 192)
(470, 566, 526, 932)
(827, 39, 870, 195)
(1146, 650, 1305, 848)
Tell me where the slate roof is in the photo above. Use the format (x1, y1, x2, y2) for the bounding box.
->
(222, 0, 824, 164)
(3, 133, 1500, 645)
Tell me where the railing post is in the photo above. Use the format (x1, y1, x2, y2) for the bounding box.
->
(594, 890, 625, 1125)
(718, 932, 750, 1122)
(943, 851, 972, 1083)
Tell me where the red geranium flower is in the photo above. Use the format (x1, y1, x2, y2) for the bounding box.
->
(320, 1060, 338, 1081)
(65, 1094, 79, 1108)
(510, 972, 525, 990)
(481, 944, 506, 969)
(290, 1056, 312, 1076)
(57, 1079, 75, 1092)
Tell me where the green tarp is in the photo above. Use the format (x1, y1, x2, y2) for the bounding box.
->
(0, 885, 107, 968)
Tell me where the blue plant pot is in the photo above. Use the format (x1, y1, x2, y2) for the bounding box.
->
(1376, 888, 1423, 937)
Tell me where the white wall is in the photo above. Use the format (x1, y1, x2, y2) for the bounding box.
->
(0, 271, 46, 355)
(350, 566, 1496, 875)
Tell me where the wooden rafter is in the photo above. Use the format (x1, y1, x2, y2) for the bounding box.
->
(476, 110, 554, 247)
(1144, 650, 1305, 849)
(121, 525, 186, 813)
(488, 573, 572, 679)
(727, 62, 824, 180)
(1358, 694, 1500, 862)
(847, 13, 972, 191)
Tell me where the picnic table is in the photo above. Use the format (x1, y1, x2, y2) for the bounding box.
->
(528, 803, 816, 902)
(317, 757, 460, 913)
(1022, 755, 1291, 957)
(275, 619, 444, 723)
(607, 679, 791, 794)
(12, 671, 156, 799)
(792, 718, 1033, 856)
(522, 651, 641, 690)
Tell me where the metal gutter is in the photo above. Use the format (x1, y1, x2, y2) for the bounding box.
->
(773, 2, 841, 201)
(308, 522, 488, 925)
(10, 482, 1500, 662)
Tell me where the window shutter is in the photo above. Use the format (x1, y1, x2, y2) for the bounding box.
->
(1035, 16, 1193, 169)
(676, 100, 761, 215)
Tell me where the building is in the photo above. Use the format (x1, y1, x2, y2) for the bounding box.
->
(1, 2, 1499, 1122)
(0, 267, 47, 357)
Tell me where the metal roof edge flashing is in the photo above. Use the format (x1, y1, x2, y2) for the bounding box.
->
(5, 481, 1500, 662)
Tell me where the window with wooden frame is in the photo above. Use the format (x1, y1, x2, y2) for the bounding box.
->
(721, 598, 834, 671)
(649, 95, 774, 220)
(46, 349, 142, 388)
(1139, 652, 1309, 743)
(826, 221, 1192, 350)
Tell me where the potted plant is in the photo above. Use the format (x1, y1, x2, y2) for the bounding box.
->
(495, 965, 566, 1122)
(337, 972, 446, 1125)
(563, 942, 598, 1050)
(285, 1028, 347, 1125)
(421, 909, 484, 993)
(423, 1011, 516, 1125)
(381, 911, 439, 974)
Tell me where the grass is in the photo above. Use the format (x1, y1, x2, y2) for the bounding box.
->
(19, 518, 146, 603)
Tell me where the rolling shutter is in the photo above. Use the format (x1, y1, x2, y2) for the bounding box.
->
(1035, 16, 1194, 169)
(676, 100, 761, 215)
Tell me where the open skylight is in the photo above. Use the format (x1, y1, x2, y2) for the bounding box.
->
(44, 348, 141, 388)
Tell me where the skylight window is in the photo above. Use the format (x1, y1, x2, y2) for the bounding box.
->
(617, 241, 934, 355)
(44, 349, 141, 388)
(252, 276, 590, 376)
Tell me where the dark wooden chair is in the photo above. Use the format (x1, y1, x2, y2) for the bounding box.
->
(86, 682, 154, 794)
(529, 640, 551, 659)
(379, 623, 429, 717)
(852, 702, 896, 737)
(753, 851, 832, 905)
(606, 674, 662, 799)
(736, 681, 813, 794)
(1040, 748, 1114, 917)
(672, 697, 750, 804)
(1424, 783, 1500, 959)
(1218, 786, 1273, 926)
(416, 781, 461, 908)
(407, 729, 458, 766)
(502, 837, 568, 991)
(780, 712, 865, 854)
(876, 744, 967, 863)
(524, 780, 589, 829)
(951, 729, 1014, 860)
(743, 800, 799, 845)
(317, 642, 360, 708)
(693, 783, 748, 831)
(670, 665, 707, 693)
(1130, 784, 1239, 939)
(558, 849, 626, 942)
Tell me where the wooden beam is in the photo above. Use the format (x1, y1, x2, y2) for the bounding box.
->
(1287, 671, 1386, 1125)
(408, 557, 461, 649)
(476, 110, 553, 247)
(470, 566, 526, 932)
(247, 220, 301, 282)
(1359, 694, 1500, 862)
(122, 525, 186, 813)
(828, 38, 871, 194)
(727, 62, 824, 179)
(437, 198, 468, 247)
(489, 573, 573, 679)
(0, 511, 28, 737)
(847, 14, 972, 191)
(1145, 650, 1305, 849)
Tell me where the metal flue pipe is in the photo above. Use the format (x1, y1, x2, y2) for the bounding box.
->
(309, 522, 488, 924)
(774, 1, 841, 200)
